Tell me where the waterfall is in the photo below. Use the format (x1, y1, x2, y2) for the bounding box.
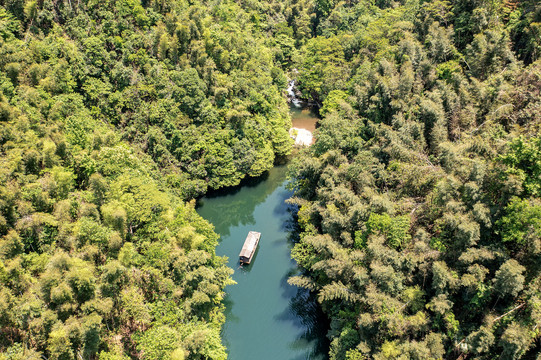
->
(287, 80, 302, 108)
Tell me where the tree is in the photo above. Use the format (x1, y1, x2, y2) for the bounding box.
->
(500, 322, 533, 359)
(298, 36, 348, 103)
(364, 213, 411, 249)
(498, 197, 541, 247)
(136, 326, 180, 360)
(501, 136, 541, 197)
(493, 259, 525, 298)
(47, 327, 73, 360)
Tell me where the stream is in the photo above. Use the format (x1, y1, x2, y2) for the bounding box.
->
(196, 90, 327, 359)
(288, 80, 319, 133)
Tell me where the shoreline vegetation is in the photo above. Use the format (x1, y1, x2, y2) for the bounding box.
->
(1, 0, 541, 359)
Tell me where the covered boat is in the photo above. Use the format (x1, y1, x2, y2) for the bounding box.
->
(239, 231, 261, 265)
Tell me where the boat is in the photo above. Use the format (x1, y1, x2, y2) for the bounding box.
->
(239, 231, 261, 265)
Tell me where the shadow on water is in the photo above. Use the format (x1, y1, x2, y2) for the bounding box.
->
(277, 269, 299, 301)
(275, 191, 297, 234)
(222, 294, 239, 324)
(288, 289, 330, 360)
(202, 170, 272, 199)
(274, 271, 330, 360)
(273, 189, 330, 360)
(196, 167, 288, 238)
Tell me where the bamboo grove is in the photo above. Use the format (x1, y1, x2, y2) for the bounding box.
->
(287, 0, 541, 359)
(1, 0, 541, 359)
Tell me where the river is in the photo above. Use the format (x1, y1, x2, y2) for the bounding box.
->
(196, 97, 327, 360)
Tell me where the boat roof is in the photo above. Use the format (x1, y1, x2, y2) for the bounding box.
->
(239, 231, 261, 258)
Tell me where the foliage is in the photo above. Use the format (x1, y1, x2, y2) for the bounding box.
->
(498, 196, 541, 246)
(286, 0, 541, 359)
(0, 1, 251, 358)
(365, 213, 411, 249)
(2, 0, 541, 359)
(1, 0, 295, 199)
(500, 136, 541, 197)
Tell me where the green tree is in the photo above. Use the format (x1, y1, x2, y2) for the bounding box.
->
(501, 136, 541, 197)
(47, 327, 73, 360)
(493, 259, 525, 298)
(364, 213, 411, 249)
(137, 326, 180, 360)
(498, 197, 541, 246)
(298, 36, 348, 102)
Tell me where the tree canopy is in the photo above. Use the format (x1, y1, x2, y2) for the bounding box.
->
(2, 0, 541, 359)
(286, 0, 541, 359)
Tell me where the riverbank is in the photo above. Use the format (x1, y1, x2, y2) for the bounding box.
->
(194, 79, 326, 359)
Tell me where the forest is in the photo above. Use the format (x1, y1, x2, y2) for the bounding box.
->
(0, 0, 541, 359)
(0, 0, 290, 358)
(287, 0, 541, 359)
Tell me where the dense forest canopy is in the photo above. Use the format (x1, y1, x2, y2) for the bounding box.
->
(1, 0, 541, 359)
(0, 0, 294, 359)
(1, 0, 294, 198)
(285, 0, 541, 359)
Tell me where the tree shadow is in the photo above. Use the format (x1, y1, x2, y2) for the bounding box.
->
(272, 193, 330, 360)
(274, 282, 330, 360)
(222, 293, 240, 324)
(288, 289, 330, 360)
(203, 169, 272, 199)
(196, 166, 289, 238)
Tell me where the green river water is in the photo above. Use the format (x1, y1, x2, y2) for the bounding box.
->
(196, 103, 328, 360)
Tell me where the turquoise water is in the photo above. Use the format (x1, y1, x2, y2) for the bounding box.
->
(196, 165, 328, 360)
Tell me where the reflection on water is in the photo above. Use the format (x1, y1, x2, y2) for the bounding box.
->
(289, 289, 329, 360)
(290, 107, 319, 133)
(196, 165, 329, 360)
(196, 169, 284, 238)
